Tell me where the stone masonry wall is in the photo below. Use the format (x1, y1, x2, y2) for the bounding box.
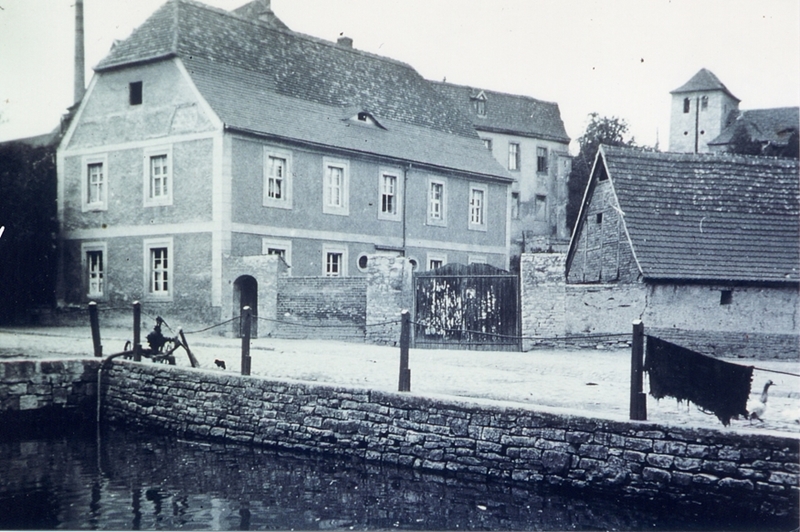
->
(365, 255, 414, 346)
(275, 277, 367, 341)
(520, 254, 566, 350)
(101, 362, 798, 519)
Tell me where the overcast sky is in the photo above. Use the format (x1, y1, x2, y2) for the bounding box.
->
(1, 0, 798, 151)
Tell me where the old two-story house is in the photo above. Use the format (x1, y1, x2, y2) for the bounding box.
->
(431, 82, 571, 262)
(56, 0, 513, 327)
(669, 68, 799, 155)
(565, 145, 799, 358)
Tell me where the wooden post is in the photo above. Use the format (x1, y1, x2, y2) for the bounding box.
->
(398, 310, 411, 392)
(241, 306, 252, 376)
(132, 301, 142, 362)
(630, 319, 647, 420)
(89, 301, 102, 358)
(178, 328, 199, 368)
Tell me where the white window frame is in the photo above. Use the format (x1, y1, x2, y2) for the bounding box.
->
(81, 242, 107, 299)
(357, 252, 371, 273)
(263, 147, 293, 209)
(508, 143, 520, 171)
(536, 146, 548, 174)
(261, 238, 292, 270)
(323, 157, 350, 216)
(143, 237, 173, 300)
(468, 183, 488, 232)
(322, 244, 348, 277)
(378, 169, 402, 222)
(427, 177, 447, 227)
(482, 138, 493, 152)
(81, 154, 108, 212)
(427, 253, 447, 271)
(143, 146, 173, 207)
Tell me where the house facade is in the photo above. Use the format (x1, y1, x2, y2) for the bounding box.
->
(430, 82, 572, 261)
(565, 145, 799, 358)
(669, 68, 799, 155)
(56, 0, 512, 326)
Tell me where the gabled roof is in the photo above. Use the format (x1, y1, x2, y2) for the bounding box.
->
(670, 68, 740, 102)
(709, 107, 799, 147)
(570, 145, 799, 283)
(93, 0, 509, 180)
(430, 81, 571, 144)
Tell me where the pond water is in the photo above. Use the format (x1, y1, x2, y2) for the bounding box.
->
(0, 425, 791, 531)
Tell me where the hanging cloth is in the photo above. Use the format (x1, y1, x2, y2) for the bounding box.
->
(645, 336, 753, 426)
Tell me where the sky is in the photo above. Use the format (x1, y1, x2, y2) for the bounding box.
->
(0, 0, 798, 152)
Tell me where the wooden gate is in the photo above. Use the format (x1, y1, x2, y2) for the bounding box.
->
(413, 263, 520, 351)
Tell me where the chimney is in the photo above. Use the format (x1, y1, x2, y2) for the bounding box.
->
(337, 36, 353, 48)
(74, 0, 86, 104)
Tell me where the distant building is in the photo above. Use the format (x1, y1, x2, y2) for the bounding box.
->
(565, 145, 799, 358)
(56, 0, 512, 326)
(431, 82, 572, 258)
(669, 68, 799, 155)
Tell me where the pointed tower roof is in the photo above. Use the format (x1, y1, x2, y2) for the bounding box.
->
(670, 68, 740, 102)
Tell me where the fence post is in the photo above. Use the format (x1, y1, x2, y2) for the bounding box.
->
(241, 306, 252, 376)
(630, 319, 647, 420)
(398, 310, 411, 392)
(89, 301, 102, 358)
(132, 301, 142, 362)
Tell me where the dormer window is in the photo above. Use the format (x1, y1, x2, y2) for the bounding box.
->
(472, 92, 487, 117)
(129, 81, 143, 106)
(348, 110, 384, 129)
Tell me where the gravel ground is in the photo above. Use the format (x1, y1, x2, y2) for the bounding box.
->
(1, 325, 798, 435)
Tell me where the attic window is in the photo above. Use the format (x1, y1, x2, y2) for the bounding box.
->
(357, 112, 369, 122)
(129, 81, 143, 106)
(596, 212, 603, 224)
(471, 93, 487, 117)
(720, 290, 733, 305)
(597, 165, 608, 182)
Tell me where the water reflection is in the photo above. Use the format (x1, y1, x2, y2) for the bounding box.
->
(0, 426, 791, 530)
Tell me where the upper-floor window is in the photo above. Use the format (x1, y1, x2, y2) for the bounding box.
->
(144, 237, 173, 299)
(701, 95, 708, 110)
(482, 138, 493, 152)
(82, 154, 108, 212)
(143, 146, 172, 207)
(683, 98, 690, 113)
(537, 147, 548, 174)
(469, 184, 487, 231)
(427, 179, 447, 226)
(263, 148, 293, 209)
(82, 242, 106, 298)
(508, 143, 520, 171)
(323, 158, 349, 216)
(129, 81, 143, 106)
(378, 170, 402, 222)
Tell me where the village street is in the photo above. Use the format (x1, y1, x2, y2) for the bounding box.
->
(1, 326, 797, 435)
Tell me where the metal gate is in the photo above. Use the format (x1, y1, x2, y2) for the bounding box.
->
(413, 263, 520, 351)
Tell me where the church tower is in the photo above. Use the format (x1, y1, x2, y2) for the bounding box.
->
(669, 68, 740, 153)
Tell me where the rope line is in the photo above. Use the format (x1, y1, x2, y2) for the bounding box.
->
(751, 366, 800, 378)
(410, 319, 629, 343)
(183, 316, 241, 335)
(254, 315, 400, 329)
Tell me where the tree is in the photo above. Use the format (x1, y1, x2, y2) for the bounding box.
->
(729, 124, 763, 156)
(0, 141, 58, 323)
(566, 113, 637, 232)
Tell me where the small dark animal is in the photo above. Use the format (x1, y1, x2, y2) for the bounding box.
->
(214, 359, 226, 370)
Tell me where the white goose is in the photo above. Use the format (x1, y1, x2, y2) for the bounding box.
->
(747, 380, 775, 422)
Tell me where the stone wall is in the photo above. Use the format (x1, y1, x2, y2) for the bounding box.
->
(365, 255, 413, 346)
(520, 254, 565, 350)
(0, 359, 99, 431)
(100, 361, 798, 520)
(275, 276, 367, 341)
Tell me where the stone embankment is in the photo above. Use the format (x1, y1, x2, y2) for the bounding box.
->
(0, 358, 797, 520)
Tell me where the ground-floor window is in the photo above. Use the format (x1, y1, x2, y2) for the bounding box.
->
(144, 238, 173, 298)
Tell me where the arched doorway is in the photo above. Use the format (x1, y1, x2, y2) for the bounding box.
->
(233, 275, 258, 338)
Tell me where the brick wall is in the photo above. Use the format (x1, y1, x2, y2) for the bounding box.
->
(275, 277, 367, 341)
(99, 362, 799, 520)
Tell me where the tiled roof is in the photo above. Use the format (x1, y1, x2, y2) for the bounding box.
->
(598, 145, 799, 283)
(93, 0, 509, 178)
(670, 68, 740, 102)
(709, 107, 799, 147)
(430, 81, 570, 144)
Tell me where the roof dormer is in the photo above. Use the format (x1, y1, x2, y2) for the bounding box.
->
(345, 110, 386, 129)
(471, 91, 487, 117)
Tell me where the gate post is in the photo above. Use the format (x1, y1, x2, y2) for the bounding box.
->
(630, 320, 647, 420)
(241, 306, 252, 376)
(398, 310, 411, 392)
